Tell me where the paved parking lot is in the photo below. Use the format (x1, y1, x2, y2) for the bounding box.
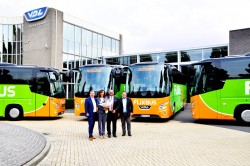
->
(1, 105, 250, 166)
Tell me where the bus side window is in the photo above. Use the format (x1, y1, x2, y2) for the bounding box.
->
(36, 72, 50, 96)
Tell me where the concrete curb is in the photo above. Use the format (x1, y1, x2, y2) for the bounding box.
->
(23, 134, 51, 166)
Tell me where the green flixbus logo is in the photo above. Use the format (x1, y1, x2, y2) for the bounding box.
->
(0, 86, 16, 97)
(246, 81, 250, 95)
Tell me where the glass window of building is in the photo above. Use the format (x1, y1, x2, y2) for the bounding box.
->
(87, 59, 92, 64)
(82, 44, 87, 56)
(86, 30, 92, 46)
(0, 41, 2, 55)
(140, 53, 158, 62)
(111, 39, 116, 52)
(63, 54, 68, 69)
(8, 25, 13, 41)
(157, 52, 178, 63)
(0, 25, 2, 41)
(75, 55, 80, 68)
(68, 40, 74, 54)
(86, 46, 92, 57)
(92, 32, 98, 47)
(203, 46, 228, 60)
(103, 36, 111, 51)
(106, 57, 119, 65)
(3, 41, 7, 54)
(92, 47, 98, 58)
(13, 25, 17, 41)
(75, 42, 80, 55)
(181, 49, 202, 62)
(3, 25, 8, 42)
(211, 47, 228, 58)
(17, 24, 22, 41)
(130, 55, 137, 64)
(75, 26, 81, 43)
(120, 57, 129, 65)
(68, 54, 75, 70)
(8, 42, 12, 54)
(97, 34, 102, 48)
(67, 24, 75, 42)
(82, 28, 87, 44)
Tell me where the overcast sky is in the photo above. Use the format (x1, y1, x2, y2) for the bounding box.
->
(1, 0, 250, 54)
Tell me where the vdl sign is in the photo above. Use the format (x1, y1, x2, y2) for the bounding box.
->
(24, 7, 48, 22)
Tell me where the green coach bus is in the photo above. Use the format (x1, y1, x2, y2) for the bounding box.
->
(0, 64, 66, 120)
(126, 62, 187, 119)
(190, 55, 250, 123)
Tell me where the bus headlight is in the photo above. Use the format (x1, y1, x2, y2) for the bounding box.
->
(159, 102, 169, 110)
(52, 101, 59, 109)
(75, 101, 80, 109)
(191, 100, 196, 109)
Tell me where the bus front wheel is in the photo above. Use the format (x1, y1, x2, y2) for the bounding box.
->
(6, 105, 23, 120)
(235, 106, 250, 124)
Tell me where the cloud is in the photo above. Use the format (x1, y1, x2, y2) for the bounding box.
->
(1, 0, 250, 54)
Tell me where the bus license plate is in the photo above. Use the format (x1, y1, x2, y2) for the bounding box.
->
(141, 115, 150, 118)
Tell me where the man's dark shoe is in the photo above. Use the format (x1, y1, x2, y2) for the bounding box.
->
(113, 134, 117, 137)
(128, 134, 132, 136)
(108, 135, 111, 138)
(122, 133, 125, 136)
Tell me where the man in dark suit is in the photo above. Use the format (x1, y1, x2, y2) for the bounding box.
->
(106, 89, 119, 138)
(85, 91, 98, 141)
(116, 91, 133, 136)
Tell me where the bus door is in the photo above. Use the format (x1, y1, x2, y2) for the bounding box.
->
(35, 71, 51, 117)
(197, 65, 219, 119)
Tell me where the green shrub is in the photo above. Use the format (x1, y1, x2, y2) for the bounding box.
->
(66, 98, 74, 109)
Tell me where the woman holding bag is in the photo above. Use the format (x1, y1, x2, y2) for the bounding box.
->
(97, 89, 108, 139)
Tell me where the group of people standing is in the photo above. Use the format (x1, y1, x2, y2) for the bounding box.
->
(84, 89, 133, 141)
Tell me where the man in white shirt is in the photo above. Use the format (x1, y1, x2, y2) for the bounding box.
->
(117, 92, 133, 136)
(106, 89, 119, 138)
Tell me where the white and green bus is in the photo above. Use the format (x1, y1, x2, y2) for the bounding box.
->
(0, 63, 66, 120)
(190, 55, 250, 124)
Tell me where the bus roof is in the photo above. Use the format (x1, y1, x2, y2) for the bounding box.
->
(131, 62, 162, 66)
(191, 55, 250, 65)
(0, 64, 59, 72)
(0, 63, 17, 66)
(79, 64, 127, 69)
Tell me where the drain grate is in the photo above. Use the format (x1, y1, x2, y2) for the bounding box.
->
(42, 133, 49, 135)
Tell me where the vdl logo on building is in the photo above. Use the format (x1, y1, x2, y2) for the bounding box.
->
(24, 7, 48, 22)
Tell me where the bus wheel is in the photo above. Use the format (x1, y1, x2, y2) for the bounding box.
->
(235, 106, 250, 124)
(6, 105, 23, 120)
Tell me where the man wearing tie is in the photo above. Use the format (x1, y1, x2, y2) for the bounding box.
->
(85, 91, 98, 141)
(117, 91, 133, 136)
(106, 89, 119, 138)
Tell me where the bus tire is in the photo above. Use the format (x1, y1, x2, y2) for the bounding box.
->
(235, 106, 250, 124)
(5, 105, 23, 121)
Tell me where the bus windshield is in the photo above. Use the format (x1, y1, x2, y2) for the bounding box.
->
(48, 71, 65, 98)
(75, 66, 112, 97)
(128, 64, 169, 98)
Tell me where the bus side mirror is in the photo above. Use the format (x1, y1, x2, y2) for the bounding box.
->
(61, 70, 73, 82)
(112, 68, 124, 78)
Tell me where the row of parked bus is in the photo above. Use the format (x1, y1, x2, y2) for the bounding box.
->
(0, 55, 250, 124)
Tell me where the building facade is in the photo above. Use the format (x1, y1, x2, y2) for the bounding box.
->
(0, 17, 23, 65)
(0, 7, 122, 98)
(229, 28, 250, 55)
(105, 44, 228, 72)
